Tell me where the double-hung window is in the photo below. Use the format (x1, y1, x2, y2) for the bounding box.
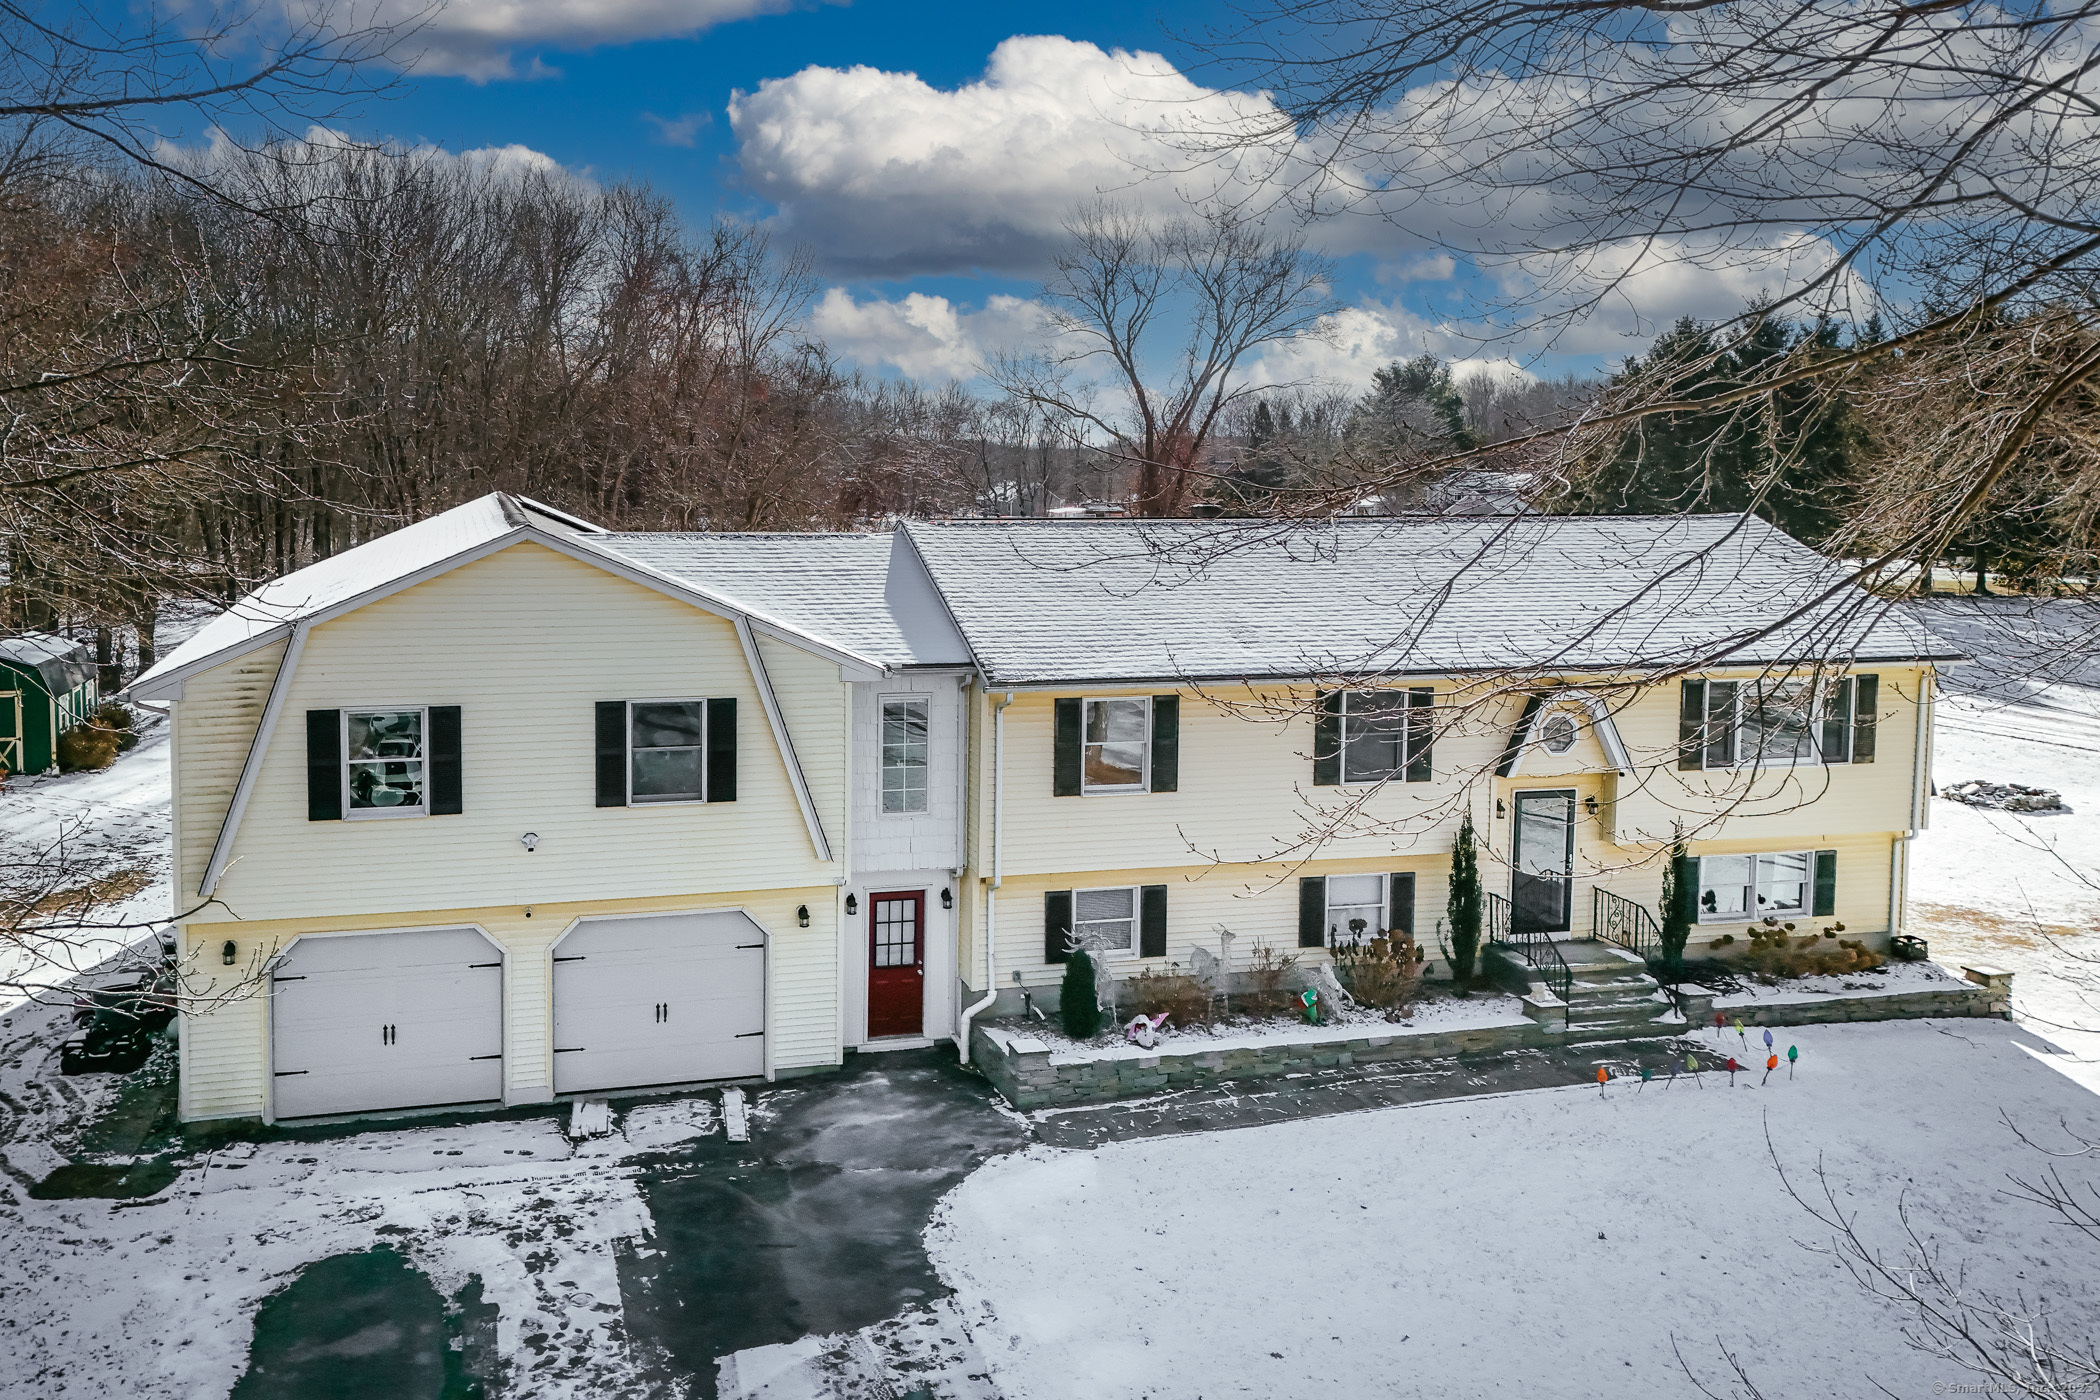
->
(344, 708, 426, 817)
(629, 701, 706, 804)
(1341, 692, 1409, 783)
(1082, 698, 1150, 792)
(881, 697, 930, 814)
(1738, 681, 1817, 767)
(1073, 885, 1139, 956)
(1697, 851, 1811, 922)
(1324, 873, 1389, 942)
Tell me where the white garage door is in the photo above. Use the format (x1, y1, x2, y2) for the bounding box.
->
(553, 911, 765, 1094)
(270, 929, 504, 1119)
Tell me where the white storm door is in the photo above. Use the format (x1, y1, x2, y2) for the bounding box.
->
(270, 928, 504, 1119)
(552, 911, 766, 1095)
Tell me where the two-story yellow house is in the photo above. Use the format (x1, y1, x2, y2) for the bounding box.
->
(133, 495, 1948, 1125)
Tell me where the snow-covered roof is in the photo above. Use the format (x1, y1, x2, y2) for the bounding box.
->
(902, 515, 1954, 686)
(0, 631, 93, 695)
(595, 532, 971, 668)
(130, 494, 884, 700)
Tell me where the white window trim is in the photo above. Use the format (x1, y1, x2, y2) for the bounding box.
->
(341, 705, 429, 821)
(1539, 711, 1578, 755)
(1080, 696, 1152, 796)
(1073, 883, 1142, 958)
(1340, 690, 1417, 787)
(1695, 850, 1813, 924)
(1323, 872, 1390, 943)
(627, 697, 708, 807)
(1715, 679, 1847, 770)
(877, 694, 932, 818)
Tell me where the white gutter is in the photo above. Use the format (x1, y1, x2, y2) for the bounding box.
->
(1892, 667, 1934, 938)
(957, 689, 1014, 1063)
(199, 621, 308, 898)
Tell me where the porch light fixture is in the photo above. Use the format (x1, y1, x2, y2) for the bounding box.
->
(1584, 795, 1600, 817)
(1495, 798, 1506, 819)
(797, 905, 810, 928)
(940, 887, 954, 910)
(844, 893, 858, 916)
(221, 939, 237, 966)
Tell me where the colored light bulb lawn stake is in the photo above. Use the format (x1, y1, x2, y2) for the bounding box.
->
(1763, 1029, 1775, 1053)
(1735, 1019, 1748, 1054)
(1762, 1054, 1778, 1086)
(1726, 1056, 1739, 1087)
(1787, 1044, 1799, 1080)
(1638, 1066, 1653, 1094)
(1597, 1066, 1608, 1098)
(1713, 1012, 1725, 1040)
(1688, 1053, 1703, 1088)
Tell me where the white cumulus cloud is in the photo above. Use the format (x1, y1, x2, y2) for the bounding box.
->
(377, 0, 807, 82)
(810, 289, 1049, 381)
(729, 35, 1294, 277)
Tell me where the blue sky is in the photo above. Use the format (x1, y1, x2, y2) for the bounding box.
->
(186, 0, 1823, 389)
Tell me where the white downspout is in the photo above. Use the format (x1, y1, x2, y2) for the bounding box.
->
(957, 689, 1013, 1064)
(1892, 668, 1934, 940)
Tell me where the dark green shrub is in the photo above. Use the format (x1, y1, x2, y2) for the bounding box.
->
(1658, 827, 1692, 968)
(1445, 808, 1482, 991)
(1059, 949, 1102, 1039)
(57, 722, 121, 772)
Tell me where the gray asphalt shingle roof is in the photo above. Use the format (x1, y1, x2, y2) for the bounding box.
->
(597, 532, 973, 668)
(900, 514, 1951, 686)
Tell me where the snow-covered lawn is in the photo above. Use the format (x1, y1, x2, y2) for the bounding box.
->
(921, 1020, 2100, 1400)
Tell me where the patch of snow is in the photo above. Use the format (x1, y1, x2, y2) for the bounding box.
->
(1710, 958, 1967, 1007)
(722, 1086, 750, 1142)
(1000, 993, 1531, 1068)
(566, 1099, 613, 1140)
(924, 1021, 2100, 1400)
(620, 1096, 719, 1149)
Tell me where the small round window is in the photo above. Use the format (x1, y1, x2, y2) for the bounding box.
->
(1541, 712, 1578, 754)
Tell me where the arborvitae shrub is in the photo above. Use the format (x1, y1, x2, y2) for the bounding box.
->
(1059, 948, 1102, 1040)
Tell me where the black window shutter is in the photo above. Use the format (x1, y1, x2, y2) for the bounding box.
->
(595, 702, 626, 808)
(428, 706, 463, 815)
(1677, 680, 1706, 771)
(1703, 681, 1739, 768)
(1812, 849, 1838, 916)
(1298, 875, 1327, 948)
(1673, 854, 1702, 925)
(1139, 884, 1168, 957)
(1405, 687, 1434, 782)
(1312, 691, 1342, 786)
(1821, 678, 1855, 764)
(1044, 889, 1073, 964)
(706, 697, 738, 802)
(1149, 695, 1179, 792)
(1052, 697, 1082, 796)
(1387, 872, 1416, 939)
(306, 709, 342, 822)
(1851, 674, 1879, 764)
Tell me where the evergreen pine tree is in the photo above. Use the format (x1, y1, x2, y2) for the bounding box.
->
(1446, 809, 1483, 992)
(1658, 824, 1692, 969)
(1059, 948, 1102, 1039)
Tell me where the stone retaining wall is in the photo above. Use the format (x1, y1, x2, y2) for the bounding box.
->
(971, 967, 2013, 1112)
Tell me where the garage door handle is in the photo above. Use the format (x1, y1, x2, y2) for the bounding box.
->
(737, 943, 764, 950)
(273, 1070, 309, 1077)
(554, 1047, 585, 1053)
(272, 975, 306, 983)
(735, 1031, 765, 1039)
(468, 1054, 503, 1061)
(470, 961, 501, 970)
(553, 956, 585, 963)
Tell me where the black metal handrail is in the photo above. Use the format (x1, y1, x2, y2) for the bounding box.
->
(1593, 886, 1664, 961)
(1484, 890, 1573, 1009)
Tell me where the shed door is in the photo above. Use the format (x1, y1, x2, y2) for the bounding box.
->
(271, 929, 504, 1119)
(552, 911, 765, 1094)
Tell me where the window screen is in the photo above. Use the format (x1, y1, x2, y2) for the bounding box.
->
(1074, 886, 1137, 955)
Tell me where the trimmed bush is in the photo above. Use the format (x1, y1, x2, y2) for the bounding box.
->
(1125, 964, 1213, 1026)
(56, 722, 121, 773)
(1059, 948, 1103, 1039)
(96, 702, 139, 752)
(1238, 941, 1301, 1017)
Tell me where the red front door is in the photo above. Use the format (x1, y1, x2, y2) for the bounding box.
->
(867, 891, 925, 1039)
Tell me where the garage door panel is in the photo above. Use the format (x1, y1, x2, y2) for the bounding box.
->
(271, 928, 504, 1119)
(553, 911, 765, 1095)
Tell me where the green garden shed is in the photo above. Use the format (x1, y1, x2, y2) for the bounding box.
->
(0, 632, 98, 776)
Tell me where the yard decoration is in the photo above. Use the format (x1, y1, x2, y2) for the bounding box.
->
(1059, 948, 1103, 1040)
(1726, 1056, 1739, 1086)
(1638, 1067, 1652, 1093)
(1763, 1054, 1778, 1085)
(1735, 1019, 1748, 1053)
(1712, 1012, 1725, 1039)
(1125, 1012, 1169, 1048)
(1688, 1053, 1703, 1087)
(1787, 1044, 1798, 1080)
(1762, 1029, 1774, 1052)
(1597, 1066, 1608, 1097)
(1300, 986, 1319, 1023)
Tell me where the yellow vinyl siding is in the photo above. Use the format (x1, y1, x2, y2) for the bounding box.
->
(177, 886, 840, 1122)
(183, 541, 840, 924)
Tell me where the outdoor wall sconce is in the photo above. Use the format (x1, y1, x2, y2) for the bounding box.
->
(844, 893, 858, 916)
(1584, 795, 1600, 817)
(221, 939, 237, 966)
(1495, 798, 1507, 818)
(940, 887, 954, 910)
(520, 832, 540, 852)
(797, 905, 811, 928)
